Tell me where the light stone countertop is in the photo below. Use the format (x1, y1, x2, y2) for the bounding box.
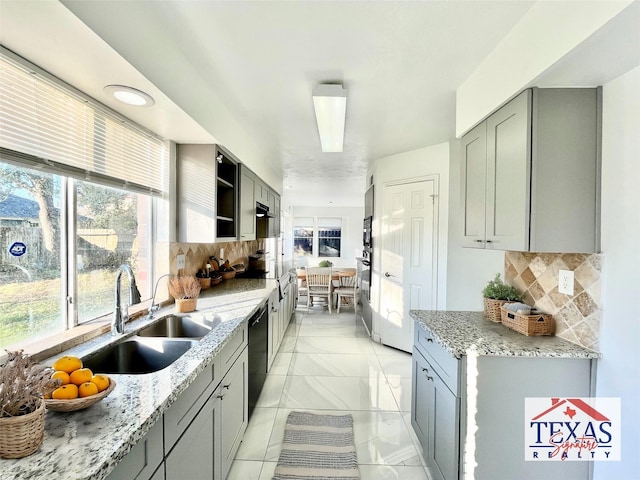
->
(1, 278, 279, 480)
(410, 310, 601, 360)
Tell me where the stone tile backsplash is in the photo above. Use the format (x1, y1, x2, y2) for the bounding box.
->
(168, 240, 265, 276)
(504, 251, 602, 351)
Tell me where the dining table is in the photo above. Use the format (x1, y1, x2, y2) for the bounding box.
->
(296, 267, 356, 280)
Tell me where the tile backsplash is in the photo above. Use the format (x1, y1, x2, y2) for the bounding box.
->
(504, 251, 602, 351)
(168, 240, 265, 276)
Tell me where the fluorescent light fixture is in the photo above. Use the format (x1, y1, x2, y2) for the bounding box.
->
(312, 84, 347, 152)
(104, 85, 155, 107)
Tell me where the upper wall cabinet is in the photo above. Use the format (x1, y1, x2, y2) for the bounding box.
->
(461, 88, 601, 253)
(177, 144, 238, 242)
(239, 165, 257, 241)
(177, 144, 217, 243)
(215, 147, 239, 240)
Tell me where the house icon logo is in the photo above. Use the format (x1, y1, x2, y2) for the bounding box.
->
(525, 397, 620, 461)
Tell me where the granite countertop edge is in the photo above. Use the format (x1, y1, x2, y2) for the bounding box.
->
(2, 277, 281, 480)
(409, 310, 601, 360)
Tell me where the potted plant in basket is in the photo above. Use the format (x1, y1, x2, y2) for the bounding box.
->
(0, 350, 59, 458)
(168, 276, 201, 313)
(482, 273, 522, 322)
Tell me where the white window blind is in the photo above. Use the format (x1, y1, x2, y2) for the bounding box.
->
(0, 49, 168, 195)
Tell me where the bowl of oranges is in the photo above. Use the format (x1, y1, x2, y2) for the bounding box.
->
(44, 355, 115, 412)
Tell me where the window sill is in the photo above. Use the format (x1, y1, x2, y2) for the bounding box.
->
(3, 302, 159, 364)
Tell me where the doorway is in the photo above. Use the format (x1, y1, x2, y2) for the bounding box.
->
(379, 178, 438, 352)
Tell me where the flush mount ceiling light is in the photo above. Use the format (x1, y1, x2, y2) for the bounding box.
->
(104, 85, 155, 107)
(312, 84, 347, 152)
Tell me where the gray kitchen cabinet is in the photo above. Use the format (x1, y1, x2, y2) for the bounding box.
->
(411, 322, 594, 480)
(165, 388, 219, 480)
(176, 144, 239, 242)
(220, 348, 248, 479)
(268, 189, 281, 237)
(412, 330, 460, 480)
(267, 289, 280, 370)
(255, 178, 269, 206)
(106, 420, 164, 480)
(176, 144, 217, 243)
(461, 87, 601, 253)
(166, 326, 247, 480)
(239, 165, 258, 241)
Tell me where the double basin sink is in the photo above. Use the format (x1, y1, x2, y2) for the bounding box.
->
(83, 315, 219, 375)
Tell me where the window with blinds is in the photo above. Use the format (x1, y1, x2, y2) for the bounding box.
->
(0, 48, 168, 195)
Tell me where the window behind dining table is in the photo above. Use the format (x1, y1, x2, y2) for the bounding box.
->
(318, 217, 341, 258)
(293, 217, 313, 257)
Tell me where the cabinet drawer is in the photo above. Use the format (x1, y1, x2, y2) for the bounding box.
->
(164, 361, 216, 452)
(416, 327, 459, 395)
(218, 322, 248, 373)
(107, 420, 163, 480)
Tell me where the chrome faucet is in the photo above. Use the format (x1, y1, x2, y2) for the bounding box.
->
(147, 273, 172, 321)
(112, 264, 142, 335)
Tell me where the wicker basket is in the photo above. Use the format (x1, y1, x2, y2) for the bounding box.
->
(483, 298, 510, 322)
(500, 306, 555, 336)
(45, 377, 116, 412)
(0, 400, 45, 459)
(220, 269, 236, 280)
(198, 277, 211, 290)
(175, 297, 197, 313)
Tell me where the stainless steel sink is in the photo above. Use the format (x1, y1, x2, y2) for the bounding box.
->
(137, 314, 215, 339)
(83, 337, 197, 374)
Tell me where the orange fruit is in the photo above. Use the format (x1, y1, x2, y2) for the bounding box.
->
(52, 383, 79, 400)
(69, 368, 93, 386)
(52, 356, 82, 374)
(90, 374, 110, 392)
(79, 381, 99, 398)
(52, 370, 70, 385)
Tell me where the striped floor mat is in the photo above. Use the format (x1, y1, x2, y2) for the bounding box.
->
(273, 411, 360, 480)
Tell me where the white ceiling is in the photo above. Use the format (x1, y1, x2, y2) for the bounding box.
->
(2, 1, 637, 207)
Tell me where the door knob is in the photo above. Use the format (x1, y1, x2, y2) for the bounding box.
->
(384, 272, 394, 278)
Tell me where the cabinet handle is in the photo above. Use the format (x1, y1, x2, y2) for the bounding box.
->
(426, 338, 433, 343)
(217, 394, 226, 399)
(474, 239, 484, 243)
(425, 375, 433, 381)
(222, 384, 230, 390)
(421, 367, 429, 372)
(485, 240, 493, 243)
(384, 272, 395, 278)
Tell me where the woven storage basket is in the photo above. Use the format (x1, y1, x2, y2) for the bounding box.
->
(500, 306, 554, 336)
(483, 298, 510, 322)
(45, 377, 116, 412)
(0, 400, 45, 459)
(198, 277, 211, 290)
(175, 297, 197, 313)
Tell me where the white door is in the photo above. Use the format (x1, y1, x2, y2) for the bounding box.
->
(380, 180, 436, 352)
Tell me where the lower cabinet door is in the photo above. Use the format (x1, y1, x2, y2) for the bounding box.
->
(411, 347, 432, 451)
(107, 420, 163, 480)
(165, 390, 220, 480)
(220, 348, 248, 479)
(426, 371, 459, 480)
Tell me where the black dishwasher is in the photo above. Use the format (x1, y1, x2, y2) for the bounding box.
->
(247, 301, 268, 418)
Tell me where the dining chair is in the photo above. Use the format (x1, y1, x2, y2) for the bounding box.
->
(305, 267, 334, 313)
(336, 273, 358, 313)
(296, 274, 308, 308)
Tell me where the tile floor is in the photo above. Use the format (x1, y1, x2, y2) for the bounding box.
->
(227, 306, 429, 480)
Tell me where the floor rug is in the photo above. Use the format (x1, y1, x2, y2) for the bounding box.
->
(273, 411, 360, 480)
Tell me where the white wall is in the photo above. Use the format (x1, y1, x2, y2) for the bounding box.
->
(446, 141, 504, 310)
(456, 1, 631, 136)
(291, 205, 363, 269)
(594, 65, 640, 479)
(369, 143, 450, 339)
